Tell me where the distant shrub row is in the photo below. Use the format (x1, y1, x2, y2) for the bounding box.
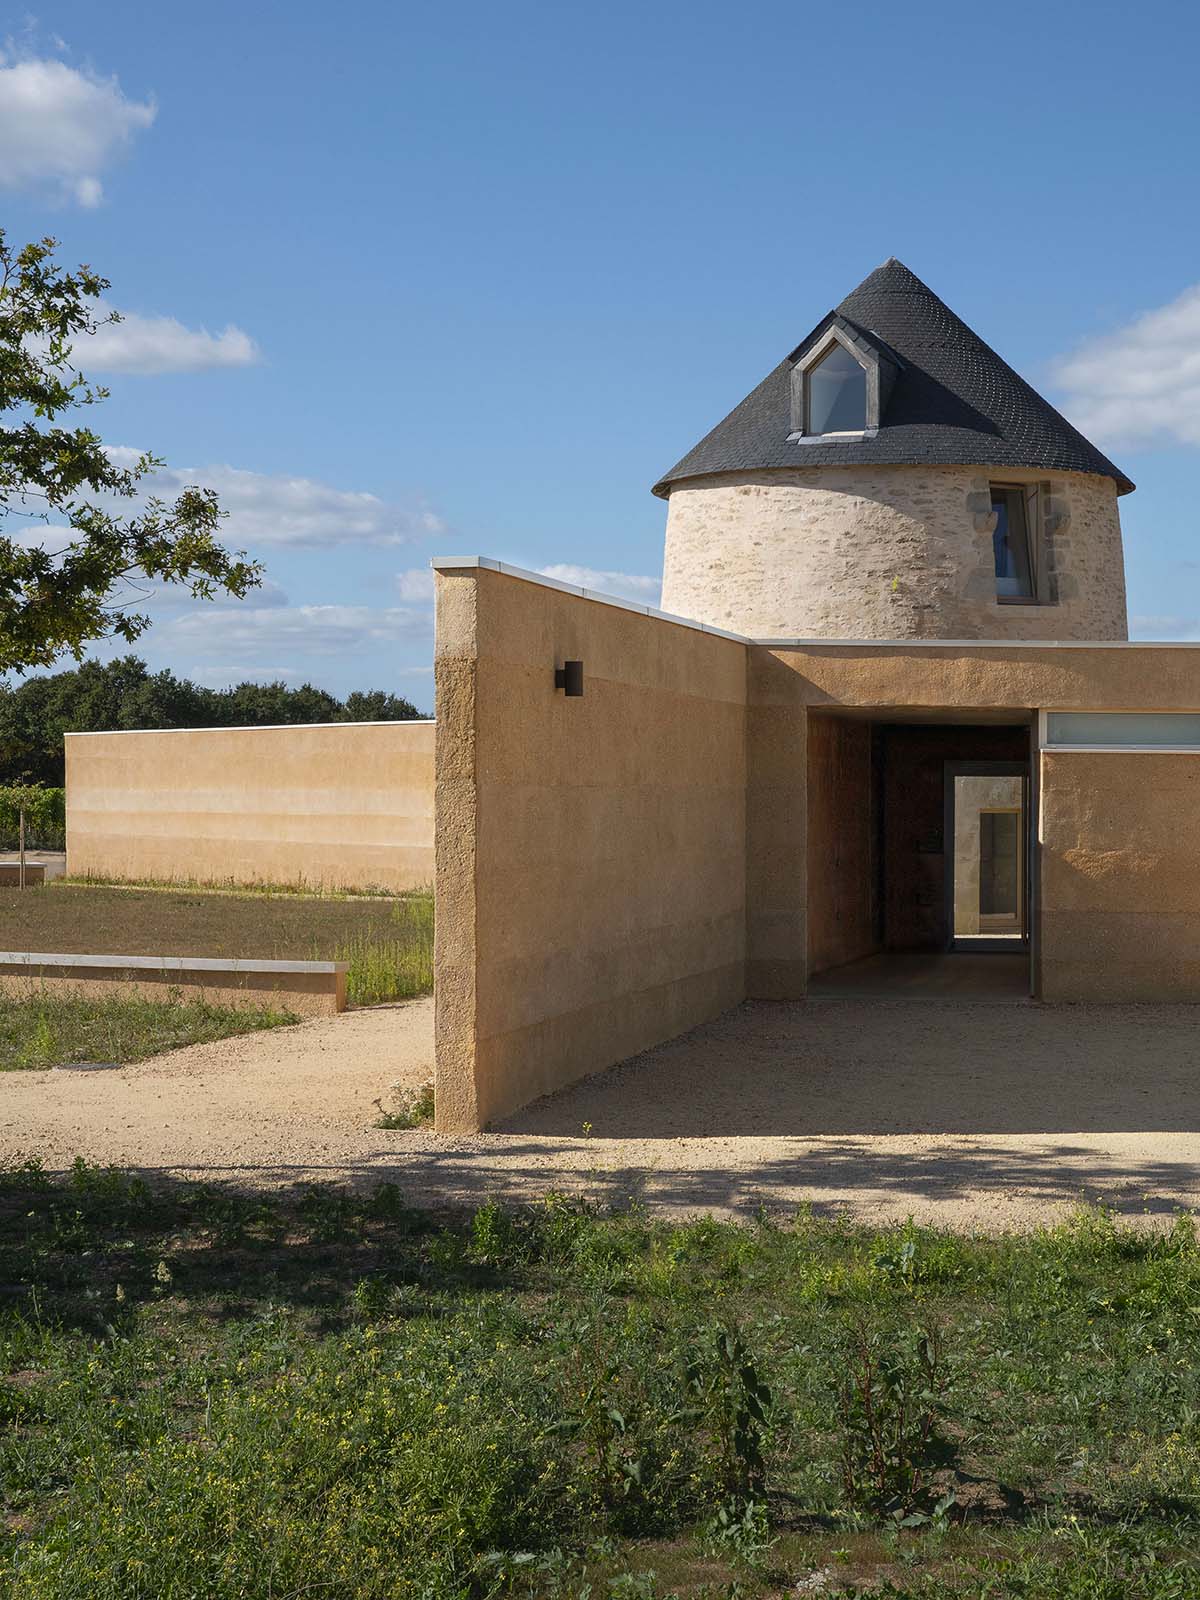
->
(0, 783, 65, 850)
(0, 656, 429, 785)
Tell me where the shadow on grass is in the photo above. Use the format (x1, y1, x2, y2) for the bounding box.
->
(0, 1159, 527, 1338)
(50, 1134, 1198, 1227)
(7, 1131, 1199, 1347)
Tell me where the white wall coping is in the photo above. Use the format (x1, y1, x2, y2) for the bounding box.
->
(430, 556, 749, 642)
(65, 719, 433, 739)
(431, 557, 1200, 650)
(0, 951, 349, 975)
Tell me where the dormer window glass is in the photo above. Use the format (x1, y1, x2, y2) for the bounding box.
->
(807, 343, 868, 434)
(789, 324, 890, 440)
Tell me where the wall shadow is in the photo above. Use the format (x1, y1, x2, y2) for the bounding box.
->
(497, 999, 1200, 1139)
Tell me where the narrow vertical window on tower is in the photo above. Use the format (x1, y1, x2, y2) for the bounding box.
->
(806, 343, 867, 434)
(991, 485, 1035, 599)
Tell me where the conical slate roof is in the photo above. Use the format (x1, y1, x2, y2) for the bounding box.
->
(652, 259, 1133, 497)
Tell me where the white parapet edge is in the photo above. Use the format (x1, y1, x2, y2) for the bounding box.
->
(429, 556, 749, 642)
(65, 720, 433, 739)
(0, 952, 349, 975)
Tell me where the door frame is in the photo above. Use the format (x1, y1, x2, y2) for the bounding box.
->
(942, 760, 1031, 954)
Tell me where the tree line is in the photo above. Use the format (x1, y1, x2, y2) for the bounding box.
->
(0, 656, 428, 785)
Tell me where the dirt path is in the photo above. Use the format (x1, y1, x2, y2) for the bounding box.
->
(4, 996, 1200, 1230)
(0, 1001, 434, 1183)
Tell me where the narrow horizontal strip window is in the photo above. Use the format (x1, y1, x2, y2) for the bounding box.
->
(1045, 712, 1200, 749)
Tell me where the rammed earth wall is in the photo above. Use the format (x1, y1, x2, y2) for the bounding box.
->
(1040, 751, 1200, 1002)
(433, 563, 747, 1132)
(434, 565, 1200, 1130)
(65, 721, 434, 893)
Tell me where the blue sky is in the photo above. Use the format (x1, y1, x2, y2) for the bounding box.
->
(2, 0, 1199, 708)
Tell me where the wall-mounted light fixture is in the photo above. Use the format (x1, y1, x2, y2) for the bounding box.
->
(554, 660, 584, 697)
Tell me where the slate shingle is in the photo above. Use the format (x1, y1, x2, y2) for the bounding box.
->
(651, 259, 1133, 498)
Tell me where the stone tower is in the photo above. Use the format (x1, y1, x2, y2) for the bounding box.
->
(655, 260, 1132, 641)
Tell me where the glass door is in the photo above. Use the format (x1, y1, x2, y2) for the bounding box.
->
(944, 762, 1029, 952)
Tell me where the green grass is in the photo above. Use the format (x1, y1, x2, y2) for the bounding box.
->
(1, 883, 436, 1009)
(336, 892, 434, 1005)
(60, 871, 413, 899)
(0, 994, 297, 1071)
(4, 1169, 1200, 1597)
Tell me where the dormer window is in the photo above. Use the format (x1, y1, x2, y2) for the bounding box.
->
(788, 321, 895, 441)
(807, 342, 867, 434)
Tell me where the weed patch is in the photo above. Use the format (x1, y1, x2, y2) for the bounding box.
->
(3, 1171, 1200, 1595)
(338, 892, 434, 1004)
(0, 994, 295, 1070)
(373, 1078, 435, 1128)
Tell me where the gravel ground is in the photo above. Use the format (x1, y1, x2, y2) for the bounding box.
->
(3, 995, 1200, 1229)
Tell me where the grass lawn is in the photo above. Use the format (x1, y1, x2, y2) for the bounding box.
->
(0, 995, 297, 1071)
(3, 1167, 1200, 1597)
(0, 882, 434, 1006)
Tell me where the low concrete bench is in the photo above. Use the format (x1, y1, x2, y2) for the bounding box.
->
(0, 862, 46, 887)
(0, 952, 349, 1016)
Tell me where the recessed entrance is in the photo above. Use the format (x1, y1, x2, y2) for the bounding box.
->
(806, 714, 1034, 999)
(946, 762, 1029, 952)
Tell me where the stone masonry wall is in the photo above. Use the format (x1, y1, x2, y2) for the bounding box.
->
(660, 464, 1127, 641)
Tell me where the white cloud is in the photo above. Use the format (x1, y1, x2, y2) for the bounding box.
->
(81, 305, 259, 374)
(1053, 284, 1200, 448)
(395, 567, 435, 601)
(187, 665, 307, 686)
(158, 603, 433, 668)
(106, 448, 446, 549)
(395, 563, 663, 608)
(538, 564, 662, 605)
(114, 575, 290, 611)
(0, 517, 67, 550)
(181, 657, 435, 691)
(0, 520, 291, 611)
(1129, 614, 1200, 640)
(0, 53, 155, 206)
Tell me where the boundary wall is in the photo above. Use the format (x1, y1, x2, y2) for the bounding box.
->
(66, 721, 434, 893)
(433, 560, 747, 1131)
